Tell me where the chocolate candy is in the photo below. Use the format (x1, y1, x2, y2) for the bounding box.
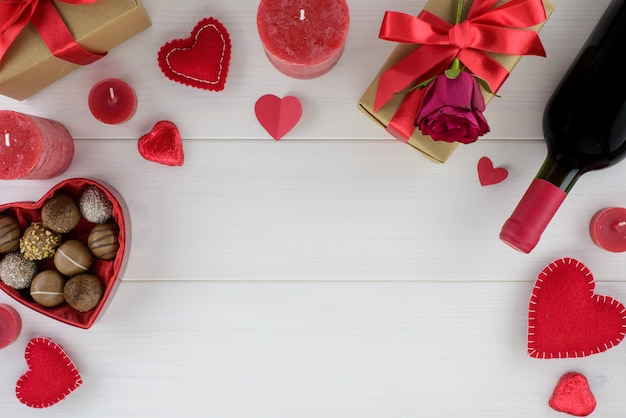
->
(20, 222, 62, 261)
(87, 223, 120, 260)
(79, 186, 113, 224)
(0, 252, 37, 290)
(0, 215, 21, 254)
(54, 240, 93, 276)
(63, 274, 104, 312)
(41, 193, 81, 233)
(30, 270, 65, 308)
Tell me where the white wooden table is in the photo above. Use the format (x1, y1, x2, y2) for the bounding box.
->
(1, 1, 625, 416)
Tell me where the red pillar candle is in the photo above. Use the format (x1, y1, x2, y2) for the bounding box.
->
(88, 78, 138, 124)
(257, 0, 350, 79)
(589, 207, 626, 252)
(0, 304, 21, 349)
(0, 111, 74, 180)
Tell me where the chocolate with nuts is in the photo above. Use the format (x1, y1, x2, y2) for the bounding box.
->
(20, 222, 62, 261)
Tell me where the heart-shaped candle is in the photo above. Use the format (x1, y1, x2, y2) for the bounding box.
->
(0, 178, 128, 329)
(157, 17, 231, 91)
(528, 257, 626, 358)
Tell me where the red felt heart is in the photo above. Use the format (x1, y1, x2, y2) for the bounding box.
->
(528, 258, 626, 358)
(549, 372, 596, 417)
(0, 178, 128, 329)
(477, 156, 508, 186)
(158, 17, 231, 91)
(255, 94, 303, 140)
(16, 337, 83, 408)
(138, 120, 184, 166)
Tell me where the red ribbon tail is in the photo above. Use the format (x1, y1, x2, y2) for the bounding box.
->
(387, 87, 427, 141)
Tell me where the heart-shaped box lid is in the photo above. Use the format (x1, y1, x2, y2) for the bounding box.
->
(0, 178, 129, 329)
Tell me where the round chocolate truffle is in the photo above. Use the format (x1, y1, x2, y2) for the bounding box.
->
(87, 223, 120, 260)
(0, 252, 37, 290)
(79, 186, 113, 224)
(30, 270, 65, 308)
(63, 273, 104, 312)
(41, 193, 81, 233)
(20, 222, 62, 261)
(54, 239, 93, 276)
(0, 215, 21, 254)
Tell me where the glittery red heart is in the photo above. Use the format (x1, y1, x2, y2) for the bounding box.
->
(477, 156, 508, 186)
(157, 17, 231, 91)
(138, 120, 184, 166)
(549, 372, 596, 417)
(528, 258, 626, 358)
(0, 178, 128, 329)
(16, 337, 83, 408)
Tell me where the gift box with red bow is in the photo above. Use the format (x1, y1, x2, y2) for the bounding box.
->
(359, 0, 554, 163)
(0, 0, 151, 101)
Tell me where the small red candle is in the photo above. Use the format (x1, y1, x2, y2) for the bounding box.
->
(0, 304, 21, 349)
(88, 78, 137, 124)
(0, 111, 74, 180)
(589, 207, 626, 252)
(257, 0, 350, 79)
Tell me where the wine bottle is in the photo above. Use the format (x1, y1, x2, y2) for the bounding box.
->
(500, 0, 626, 253)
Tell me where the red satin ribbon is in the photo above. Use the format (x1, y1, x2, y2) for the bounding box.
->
(375, 0, 547, 141)
(0, 0, 106, 65)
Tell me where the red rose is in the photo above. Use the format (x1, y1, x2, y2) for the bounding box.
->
(414, 71, 490, 144)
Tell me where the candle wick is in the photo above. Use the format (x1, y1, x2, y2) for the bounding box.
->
(299, 9, 306, 21)
(616, 221, 626, 229)
(4, 133, 9, 147)
(109, 87, 116, 101)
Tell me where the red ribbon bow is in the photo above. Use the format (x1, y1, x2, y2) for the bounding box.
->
(0, 0, 106, 65)
(375, 0, 547, 140)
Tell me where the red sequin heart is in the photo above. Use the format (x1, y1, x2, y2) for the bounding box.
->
(528, 258, 626, 358)
(16, 337, 83, 408)
(549, 372, 596, 417)
(138, 120, 184, 166)
(0, 179, 128, 329)
(477, 156, 508, 186)
(158, 17, 231, 91)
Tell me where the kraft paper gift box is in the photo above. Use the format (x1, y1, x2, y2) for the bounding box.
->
(0, 0, 152, 101)
(358, 0, 555, 163)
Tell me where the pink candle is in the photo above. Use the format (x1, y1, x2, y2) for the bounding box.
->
(88, 78, 137, 124)
(0, 111, 74, 180)
(257, 0, 350, 79)
(589, 207, 626, 252)
(0, 304, 21, 349)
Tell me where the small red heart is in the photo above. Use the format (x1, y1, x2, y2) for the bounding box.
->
(477, 156, 508, 186)
(138, 120, 184, 166)
(16, 337, 83, 408)
(0, 178, 128, 329)
(528, 258, 626, 359)
(549, 372, 596, 417)
(158, 17, 231, 91)
(255, 95, 302, 140)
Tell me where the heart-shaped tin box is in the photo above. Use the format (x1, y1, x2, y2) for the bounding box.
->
(0, 178, 129, 329)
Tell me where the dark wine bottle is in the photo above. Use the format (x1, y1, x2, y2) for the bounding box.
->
(500, 0, 626, 253)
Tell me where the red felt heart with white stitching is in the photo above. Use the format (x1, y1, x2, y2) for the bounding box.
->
(158, 17, 231, 91)
(528, 257, 626, 358)
(16, 337, 83, 408)
(0, 178, 128, 329)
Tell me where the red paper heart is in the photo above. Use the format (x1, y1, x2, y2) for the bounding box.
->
(528, 258, 626, 359)
(255, 94, 302, 140)
(477, 156, 508, 186)
(549, 372, 596, 417)
(0, 178, 128, 329)
(158, 17, 231, 91)
(16, 337, 83, 408)
(138, 120, 184, 166)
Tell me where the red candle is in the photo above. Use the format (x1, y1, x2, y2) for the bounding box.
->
(257, 0, 350, 79)
(589, 207, 626, 252)
(0, 111, 74, 180)
(88, 78, 137, 124)
(0, 304, 21, 349)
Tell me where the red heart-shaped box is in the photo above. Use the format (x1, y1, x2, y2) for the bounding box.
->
(0, 178, 129, 329)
